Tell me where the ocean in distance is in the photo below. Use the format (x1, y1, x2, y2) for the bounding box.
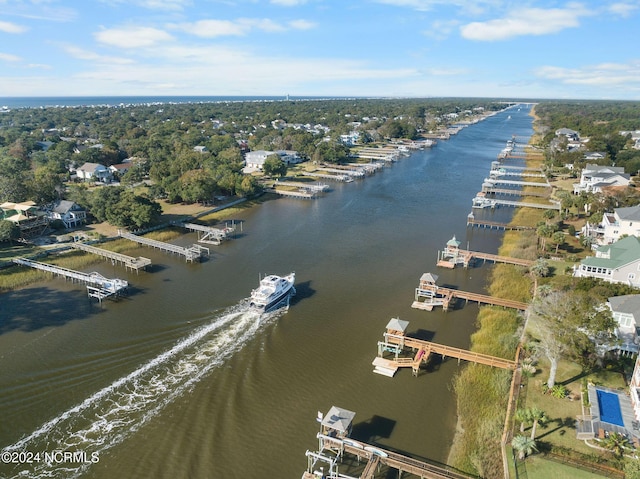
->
(0, 95, 361, 109)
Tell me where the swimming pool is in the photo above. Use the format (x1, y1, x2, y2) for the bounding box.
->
(597, 388, 624, 427)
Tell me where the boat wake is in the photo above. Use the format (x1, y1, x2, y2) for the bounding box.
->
(1, 301, 285, 479)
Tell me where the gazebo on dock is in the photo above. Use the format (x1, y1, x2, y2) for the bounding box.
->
(385, 317, 409, 338)
(321, 406, 356, 439)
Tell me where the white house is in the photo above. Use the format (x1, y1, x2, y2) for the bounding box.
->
(573, 164, 630, 194)
(244, 150, 302, 170)
(599, 205, 640, 244)
(76, 162, 111, 182)
(108, 163, 132, 176)
(574, 236, 640, 287)
(48, 200, 86, 229)
(607, 295, 640, 355)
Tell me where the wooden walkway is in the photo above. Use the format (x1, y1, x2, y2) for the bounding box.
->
(413, 286, 527, 311)
(12, 257, 128, 302)
(119, 231, 209, 262)
(383, 333, 517, 370)
(438, 248, 533, 268)
(309, 435, 474, 479)
(484, 178, 550, 187)
(70, 242, 151, 272)
(482, 187, 550, 197)
(490, 198, 560, 210)
(466, 217, 535, 231)
(265, 188, 316, 199)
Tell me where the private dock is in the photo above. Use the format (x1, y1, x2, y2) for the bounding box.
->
(317, 167, 365, 178)
(437, 235, 534, 269)
(70, 242, 151, 272)
(302, 406, 474, 479)
(466, 214, 535, 231)
(476, 197, 560, 210)
(177, 222, 235, 244)
(411, 273, 528, 311)
(483, 178, 550, 188)
(12, 257, 128, 303)
(273, 180, 330, 192)
(481, 186, 550, 198)
(118, 231, 209, 262)
(489, 168, 546, 178)
(372, 318, 517, 377)
(304, 171, 353, 182)
(267, 188, 316, 199)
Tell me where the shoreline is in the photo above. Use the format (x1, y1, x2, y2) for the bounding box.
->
(447, 105, 541, 473)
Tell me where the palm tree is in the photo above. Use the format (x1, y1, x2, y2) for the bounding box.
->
(602, 432, 631, 458)
(514, 408, 531, 433)
(511, 435, 538, 460)
(529, 407, 548, 440)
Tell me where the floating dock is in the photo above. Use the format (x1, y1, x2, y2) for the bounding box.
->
(118, 231, 209, 262)
(12, 257, 128, 303)
(302, 406, 474, 479)
(411, 273, 528, 312)
(70, 242, 151, 272)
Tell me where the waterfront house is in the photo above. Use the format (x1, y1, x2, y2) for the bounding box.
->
(607, 295, 640, 355)
(573, 164, 630, 194)
(556, 128, 580, 140)
(600, 205, 640, 244)
(48, 200, 86, 229)
(76, 162, 112, 183)
(574, 236, 640, 287)
(244, 150, 302, 170)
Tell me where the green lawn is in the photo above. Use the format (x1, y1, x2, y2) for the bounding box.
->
(526, 455, 617, 479)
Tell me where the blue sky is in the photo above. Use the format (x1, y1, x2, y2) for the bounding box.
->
(1, 0, 639, 99)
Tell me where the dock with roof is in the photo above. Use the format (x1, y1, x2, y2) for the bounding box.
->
(302, 406, 474, 479)
(436, 235, 534, 269)
(411, 273, 528, 311)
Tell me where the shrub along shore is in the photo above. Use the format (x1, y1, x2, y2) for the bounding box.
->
(448, 110, 544, 478)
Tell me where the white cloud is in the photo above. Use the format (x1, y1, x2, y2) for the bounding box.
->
(271, 0, 308, 5)
(423, 19, 459, 40)
(607, 2, 639, 17)
(460, 6, 591, 41)
(95, 26, 174, 48)
(289, 19, 316, 30)
(0, 52, 21, 62)
(99, 0, 191, 11)
(534, 61, 640, 87)
(169, 19, 248, 37)
(373, 0, 495, 14)
(0, 1, 77, 22)
(0, 20, 28, 33)
(62, 45, 136, 65)
(170, 17, 315, 38)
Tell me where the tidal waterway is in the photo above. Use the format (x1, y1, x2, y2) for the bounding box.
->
(0, 105, 534, 478)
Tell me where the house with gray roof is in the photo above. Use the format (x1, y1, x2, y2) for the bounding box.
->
(573, 164, 630, 194)
(76, 162, 112, 183)
(48, 200, 86, 229)
(607, 295, 640, 355)
(574, 236, 640, 287)
(600, 204, 640, 244)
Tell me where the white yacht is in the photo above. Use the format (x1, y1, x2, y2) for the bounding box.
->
(249, 273, 296, 312)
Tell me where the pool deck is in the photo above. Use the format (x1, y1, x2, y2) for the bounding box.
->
(578, 385, 640, 442)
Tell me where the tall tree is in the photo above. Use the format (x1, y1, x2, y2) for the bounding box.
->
(511, 435, 537, 460)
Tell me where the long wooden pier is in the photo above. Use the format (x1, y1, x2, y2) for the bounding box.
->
(482, 187, 550, 197)
(466, 215, 535, 231)
(412, 273, 528, 312)
(118, 231, 208, 262)
(304, 171, 353, 182)
(12, 257, 128, 302)
(489, 198, 560, 210)
(483, 178, 550, 188)
(304, 429, 473, 479)
(70, 242, 151, 272)
(266, 188, 316, 199)
(437, 245, 533, 269)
